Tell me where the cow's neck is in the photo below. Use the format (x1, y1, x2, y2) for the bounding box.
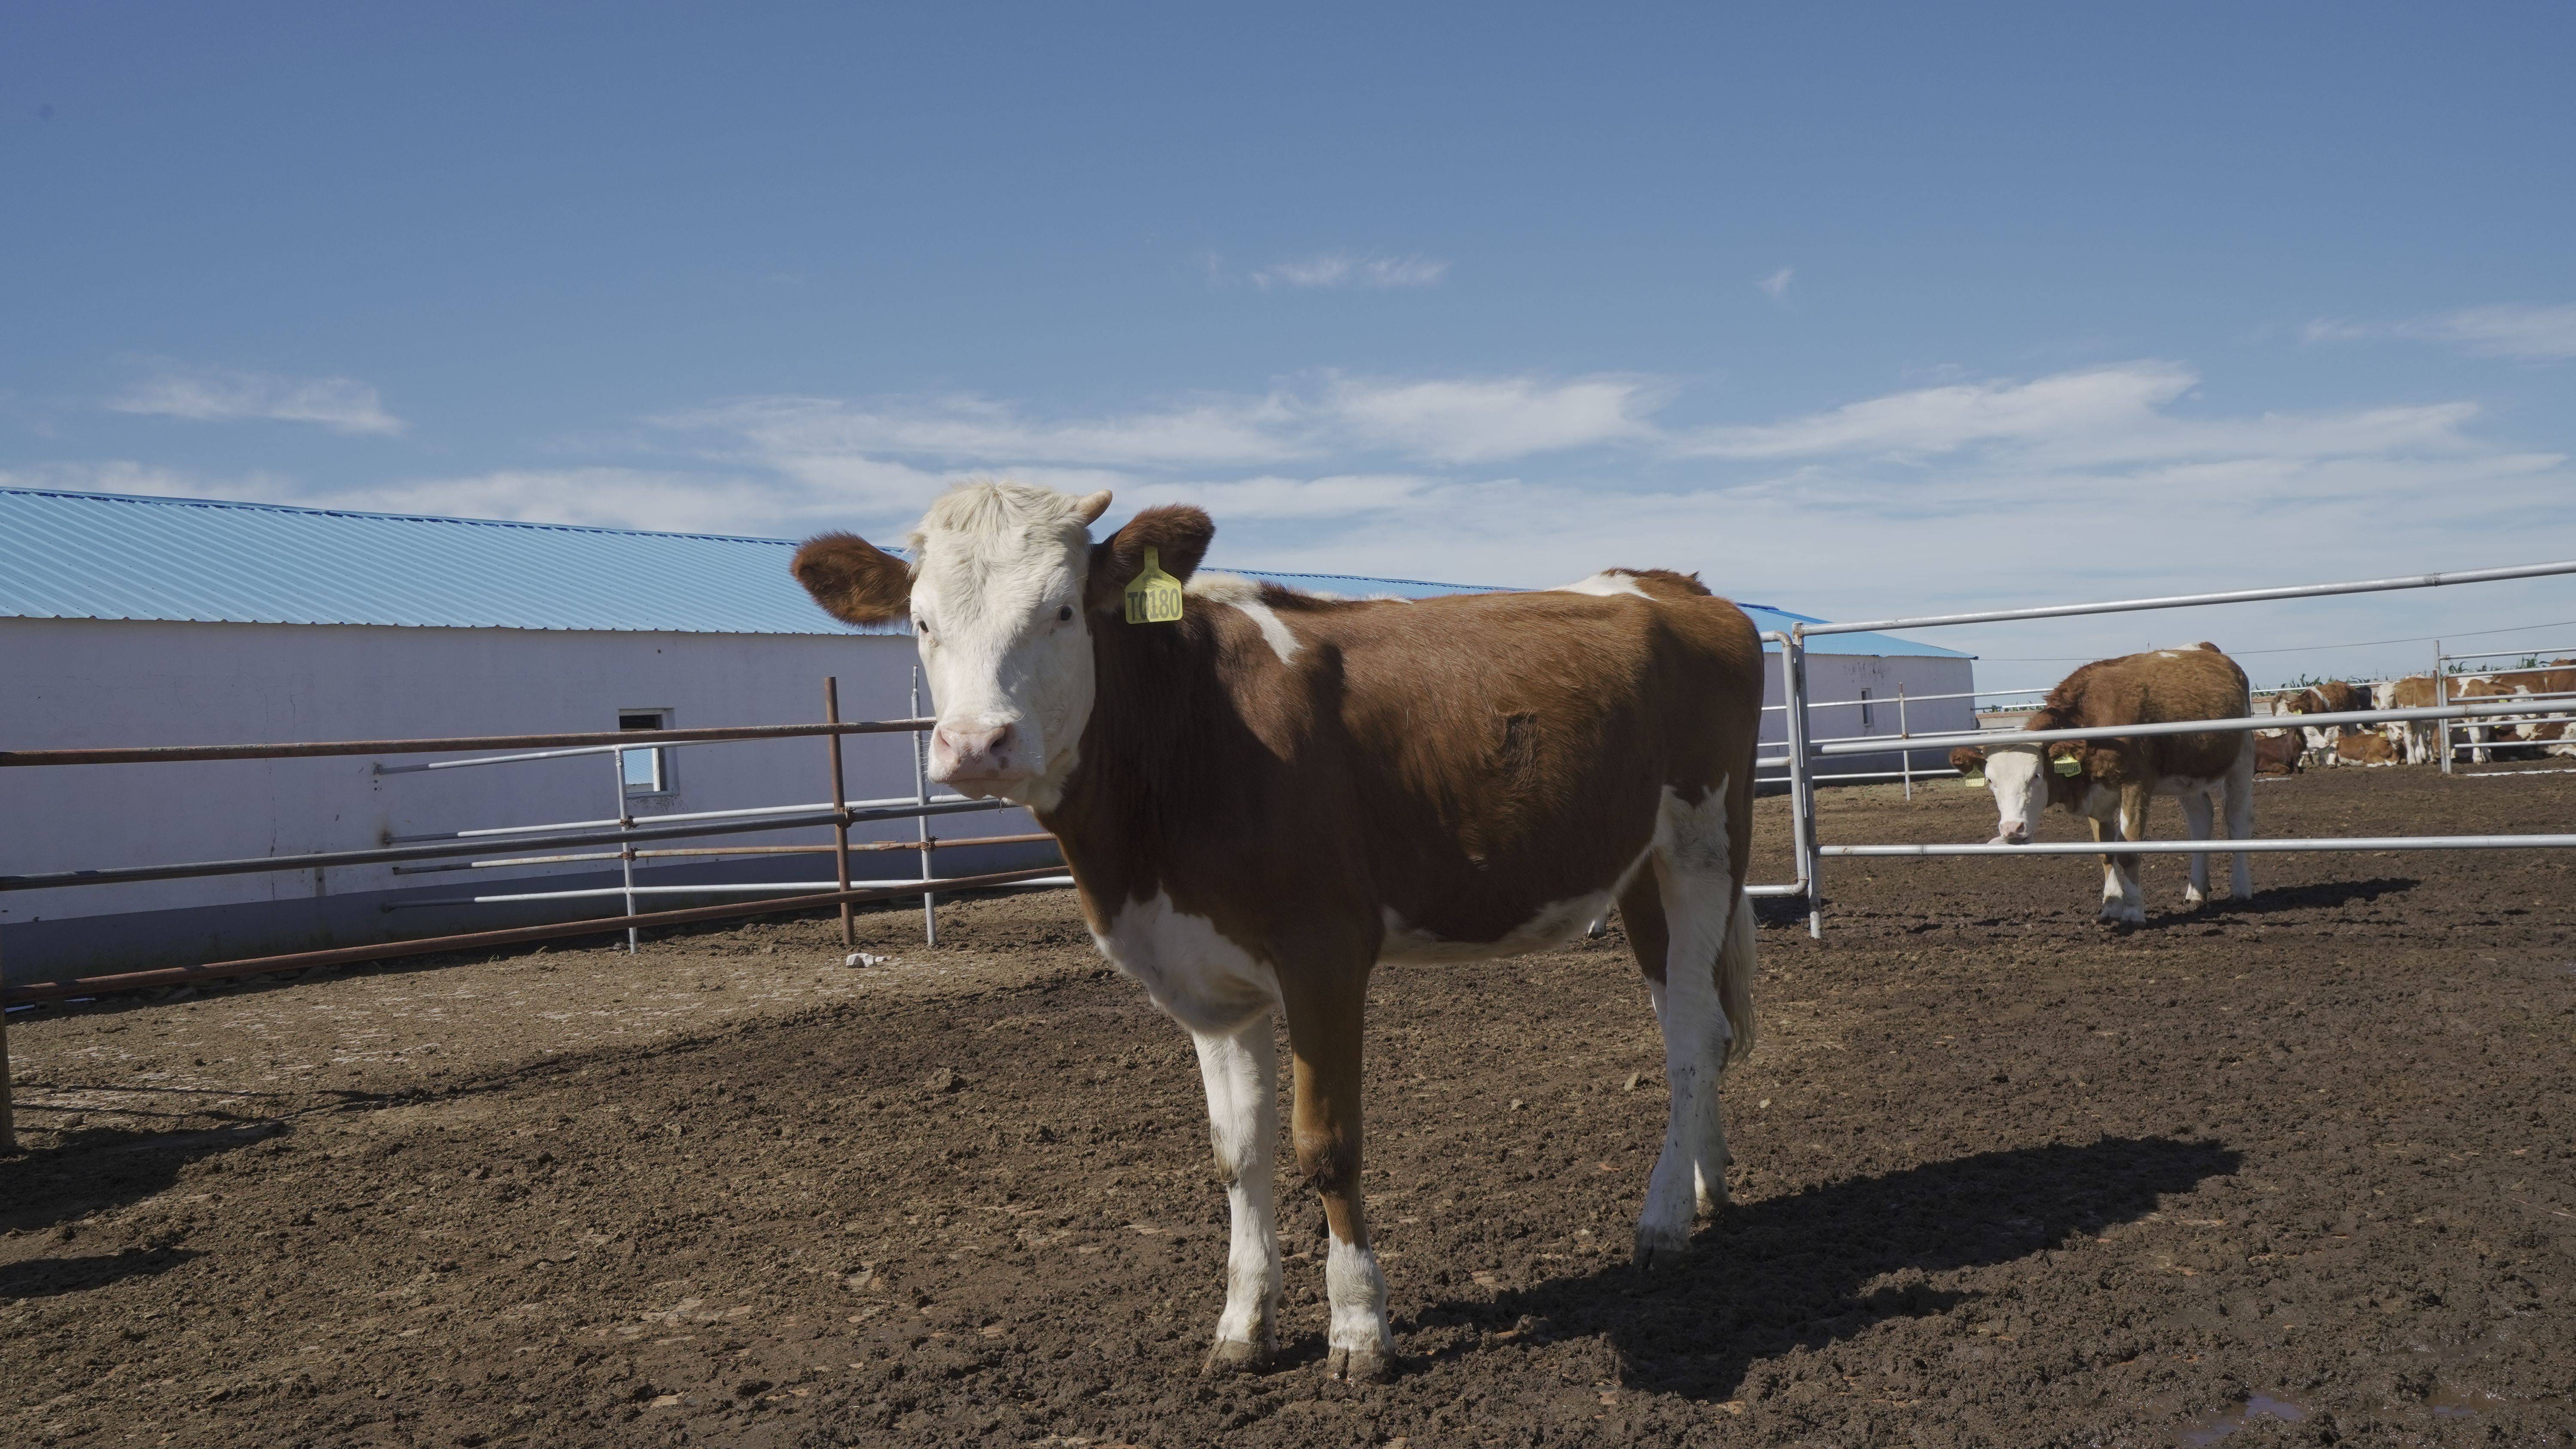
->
(1031, 610, 1245, 902)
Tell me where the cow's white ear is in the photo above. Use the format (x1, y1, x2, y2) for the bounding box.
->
(1073, 490, 1113, 526)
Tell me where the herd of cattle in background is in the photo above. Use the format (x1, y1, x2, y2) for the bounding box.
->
(2266, 658, 2576, 770)
(1976, 657, 2576, 776)
(1941, 644, 2576, 923)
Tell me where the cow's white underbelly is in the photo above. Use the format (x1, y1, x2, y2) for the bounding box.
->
(1377, 822, 1674, 966)
(1377, 892, 1615, 964)
(1094, 892, 1280, 1036)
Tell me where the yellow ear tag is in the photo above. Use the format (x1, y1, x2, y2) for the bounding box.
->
(2052, 753, 2084, 777)
(1122, 546, 1185, 625)
(1961, 770, 1985, 786)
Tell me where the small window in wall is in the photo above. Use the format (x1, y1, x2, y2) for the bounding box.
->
(1859, 688, 1874, 730)
(620, 710, 673, 797)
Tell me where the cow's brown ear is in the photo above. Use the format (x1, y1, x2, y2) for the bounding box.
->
(1087, 506, 1214, 614)
(1948, 746, 1986, 776)
(792, 532, 913, 626)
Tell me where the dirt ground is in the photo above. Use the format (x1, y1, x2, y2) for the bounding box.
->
(5, 760, 2573, 1447)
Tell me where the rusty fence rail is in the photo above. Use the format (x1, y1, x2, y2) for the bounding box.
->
(0, 682, 1073, 1152)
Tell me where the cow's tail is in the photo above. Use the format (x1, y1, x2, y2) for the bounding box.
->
(1718, 887, 1757, 1066)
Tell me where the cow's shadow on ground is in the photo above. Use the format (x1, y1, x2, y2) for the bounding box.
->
(1409, 1135, 2238, 1401)
(2142, 876, 2418, 928)
(0, 1246, 204, 1300)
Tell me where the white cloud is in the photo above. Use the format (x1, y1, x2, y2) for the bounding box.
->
(2402, 304, 2576, 361)
(670, 393, 1304, 472)
(35, 355, 2576, 686)
(109, 365, 405, 436)
(1676, 362, 2484, 471)
(663, 372, 1656, 473)
(1251, 253, 1449, 290)
(286, 469, 804, 534)
(2306, 303, 2576, 362)
(1320, 375, 1659, 463)
(1682, 364, 2199, 460)
(1758, 267, 1794, 300)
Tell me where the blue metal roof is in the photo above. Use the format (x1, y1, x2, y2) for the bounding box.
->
(0, 488, 1965, 656)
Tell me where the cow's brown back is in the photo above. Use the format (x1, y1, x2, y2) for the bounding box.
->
(1045, 580, 1766, 964)
(2032, 645, 2251, 787)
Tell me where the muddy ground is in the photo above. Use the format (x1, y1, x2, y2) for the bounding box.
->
(4, 761, 2573, 1447)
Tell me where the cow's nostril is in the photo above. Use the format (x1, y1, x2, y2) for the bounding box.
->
(932, 721, 1017, 772)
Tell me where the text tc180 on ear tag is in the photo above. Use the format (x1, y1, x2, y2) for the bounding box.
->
(1123, 546, 1184, 624)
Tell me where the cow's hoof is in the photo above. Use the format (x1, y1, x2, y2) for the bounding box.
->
(1632, 1227, 1690, 1271)
(1201, 1337, 1271, 1376)
(1325, 1343, 1392, 1383)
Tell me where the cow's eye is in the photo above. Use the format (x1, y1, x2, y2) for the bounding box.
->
(912, 618, 930, 639)
(1057, 604, 1074, 623)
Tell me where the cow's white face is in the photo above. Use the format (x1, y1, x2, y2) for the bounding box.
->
(904, 488, 1113, 808)
(1981, 745, 2047, 845)
(792, 482, 1215, 814)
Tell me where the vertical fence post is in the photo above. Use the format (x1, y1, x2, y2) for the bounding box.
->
(1, 924, 14, 1154)
(609, 751, 638, 952)
(823, 678, 855, 949)
(913, 667, 937, 948)
(1783, 630, 1823, 939)
(2436, 641, 2453, 775)
(1898, 684, 1912, 800)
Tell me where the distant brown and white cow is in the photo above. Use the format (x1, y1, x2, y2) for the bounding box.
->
(2279, 681, 2367, 765)
(2452, 676, 2528, 763)
(2251, 730, 2303, 776)
(2336, 731, 2399, 766)
(1950, 644, 2256, 924)
(2373, 676, 2442, 764)
(791, 483, 1764, 1381)
(2459, 661, 2576, 761)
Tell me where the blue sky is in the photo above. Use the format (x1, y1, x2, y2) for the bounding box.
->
(6, 3, 2574, 682)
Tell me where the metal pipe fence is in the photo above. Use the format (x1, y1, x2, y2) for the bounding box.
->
(2432, 645, 2576, 766)
(0, 683, 1072, 1148)
(1769, 556, 2576, 937)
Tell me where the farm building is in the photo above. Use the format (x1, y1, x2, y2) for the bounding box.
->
(0, 487, 1972, 985)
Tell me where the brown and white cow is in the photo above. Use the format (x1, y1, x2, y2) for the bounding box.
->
(791, 483, 1764, 1380)
(2459, 661, 2576, 761)
(2451, 675, 2529, 764)
(2336, 731, 2399, 767)
(2373, 676, 2442, 764)
(1950, 644, 2257, 924)
(2279, 680, 2367, 765)
(2251, 729, 2303, 776)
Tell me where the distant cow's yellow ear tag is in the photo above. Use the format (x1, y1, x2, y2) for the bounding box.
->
(1961, 770, 1985, 786)
(2052, 753, 2084, 777)
(1122, 546, 1184, 624)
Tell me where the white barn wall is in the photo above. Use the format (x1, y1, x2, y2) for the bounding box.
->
(1756, 651, 1980, 782)
(0, 617, 1042, 978)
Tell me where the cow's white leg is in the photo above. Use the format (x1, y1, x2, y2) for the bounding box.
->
(1324, 1230, 1389, 1378)
(1191, 1016, 1281, 1374)
(2177, 789, 2215, 907)
(1637, 789, 1736, 1267)
(2224, 759, 2256, 901)
(1641, 967, 1733, 1218)
(2097, 791, 2148, 925)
